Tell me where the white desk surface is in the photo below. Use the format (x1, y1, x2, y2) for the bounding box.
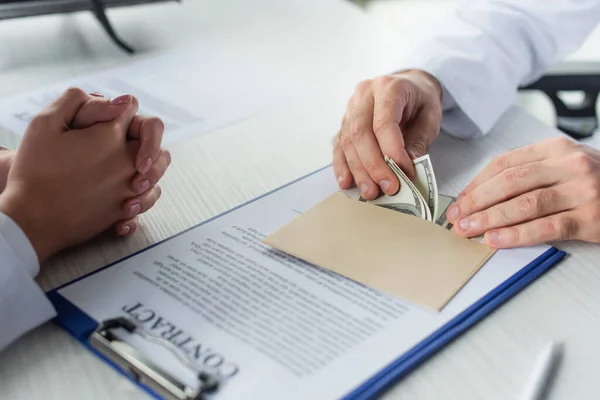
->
(0, 1, 599, 399)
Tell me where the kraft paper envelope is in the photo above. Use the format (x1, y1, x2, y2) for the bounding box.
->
(263, 192, 496, 311)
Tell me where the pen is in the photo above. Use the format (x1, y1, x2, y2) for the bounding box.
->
(520, 341, 563, 400)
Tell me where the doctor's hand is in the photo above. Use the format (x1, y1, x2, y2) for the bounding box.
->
(72, 93, 170, 236)
(447, 137, 600, 248)
(333, 70, 443, 200)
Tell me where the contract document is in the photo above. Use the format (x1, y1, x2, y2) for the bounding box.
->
(49, 166, 564, 399)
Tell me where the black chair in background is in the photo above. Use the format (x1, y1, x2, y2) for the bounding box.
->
(520, 62, 600, 140)
(0, 0, 179, 54)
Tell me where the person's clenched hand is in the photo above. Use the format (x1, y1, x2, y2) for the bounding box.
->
(71, 93, 170, 236)
(333, 70, 443, 200)
(0, 88, 145, 262)
(447, 137, 600, 248)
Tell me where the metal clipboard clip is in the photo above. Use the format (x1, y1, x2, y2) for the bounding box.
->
(89, 317, 220, 400)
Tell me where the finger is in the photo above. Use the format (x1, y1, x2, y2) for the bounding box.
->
(402, 108, 441, 160)
(459, 142, 551, 198)
(127, 116, 165, 174)
(42, 87, 91, 129)
(332, 133, 353, 189)
(453, 186, 575, 238)
(83, 96, 139, 141)
(342, 135, 379, 199)
(130, 148, 171, 195)
(349, 85, 399, 195)
(115, 216, 138, 236)
(121, 185, 162, 220)
(71, 95, 132, 129)
(483, 211, 580, 248)
(448, 160, 562, 223)
(372, 79, 415, 180)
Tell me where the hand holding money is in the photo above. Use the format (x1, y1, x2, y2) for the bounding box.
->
(357, 155, 483, 242)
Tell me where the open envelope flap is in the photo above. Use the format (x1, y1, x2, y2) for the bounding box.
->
(263, 192, 496, 311)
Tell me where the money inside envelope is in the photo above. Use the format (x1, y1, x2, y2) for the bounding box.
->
(358, 155, 483, 242)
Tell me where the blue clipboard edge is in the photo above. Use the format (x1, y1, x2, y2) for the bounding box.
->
(44, 164, 568, 399)
(345, 247, 567, 400)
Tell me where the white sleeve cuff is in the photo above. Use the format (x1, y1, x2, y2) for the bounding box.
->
(0, 212, 56, 351)
(396, 53, 492, 140)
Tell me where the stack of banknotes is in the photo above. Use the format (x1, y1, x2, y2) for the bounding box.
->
(358, 155, 456, 230)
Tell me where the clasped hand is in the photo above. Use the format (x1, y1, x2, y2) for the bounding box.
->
(0, 88, 171, 262)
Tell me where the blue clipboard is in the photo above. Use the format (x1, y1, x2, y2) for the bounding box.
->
(46, 165, 568, 400)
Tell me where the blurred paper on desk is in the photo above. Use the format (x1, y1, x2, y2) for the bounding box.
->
(0, 43, 305, 144)
(264, 192, 496, 311)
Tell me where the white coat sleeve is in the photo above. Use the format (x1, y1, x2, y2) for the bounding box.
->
(0, 212, 56, 351)
(396, 0, 600, 139)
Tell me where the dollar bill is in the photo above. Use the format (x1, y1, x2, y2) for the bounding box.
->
(413, 155, 439, 222)
(357, 155, 486, 246)
(385, 156, 433, 221)
(358, 159, 426, 219)
(435, 194, 456, 227)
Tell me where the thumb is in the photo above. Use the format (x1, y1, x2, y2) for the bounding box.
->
(43, 87, 91, 129)
(71, 94, 132, 129)
(403, 110, 441, 160)
(405, 139, 428, 160)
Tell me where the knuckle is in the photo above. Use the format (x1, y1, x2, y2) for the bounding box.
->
(569, 150, 595, 174)
(502, 169, 520, 187)
(354, 79, 372, 95)
(349, 124, 367, 142)
(340, 133, 353, 149)
(478, 210, 491, 226)
(64, 86, 87, 99)
(463, 194, 479, 213)
(516, 193, 538, 215)
(363, 160, 385, 178)
(162, 148, 172, 166)
(28, 113, 53, 131)
(153, 117, 165, 133)
(557, 216, 578, 240)
(373, 75, 395, 88)
(492, 154, 509, 173)
(551, 136, 575, 149)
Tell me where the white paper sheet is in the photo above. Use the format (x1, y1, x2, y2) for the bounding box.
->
(0, 44, 303, 146)
(57, 167, 552, 399)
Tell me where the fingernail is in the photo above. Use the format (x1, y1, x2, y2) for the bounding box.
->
(488, 231, 500, 244)
(129, 203, 141, 217)
(447, 205, 459, 220)
(119, 225, 131, 236)
(379, 180, 391, 193)
(110, 94, 131, 105)
(337, 175, 344, 183)
(459, 218, 470, 231)
(137, 179, 150, 194)
(139, 157, 153, 175)
(89, 92, 104, 98)
(360, 183, 371, 195)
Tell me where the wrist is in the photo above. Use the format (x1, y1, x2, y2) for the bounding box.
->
(0, 189, 55, 263)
